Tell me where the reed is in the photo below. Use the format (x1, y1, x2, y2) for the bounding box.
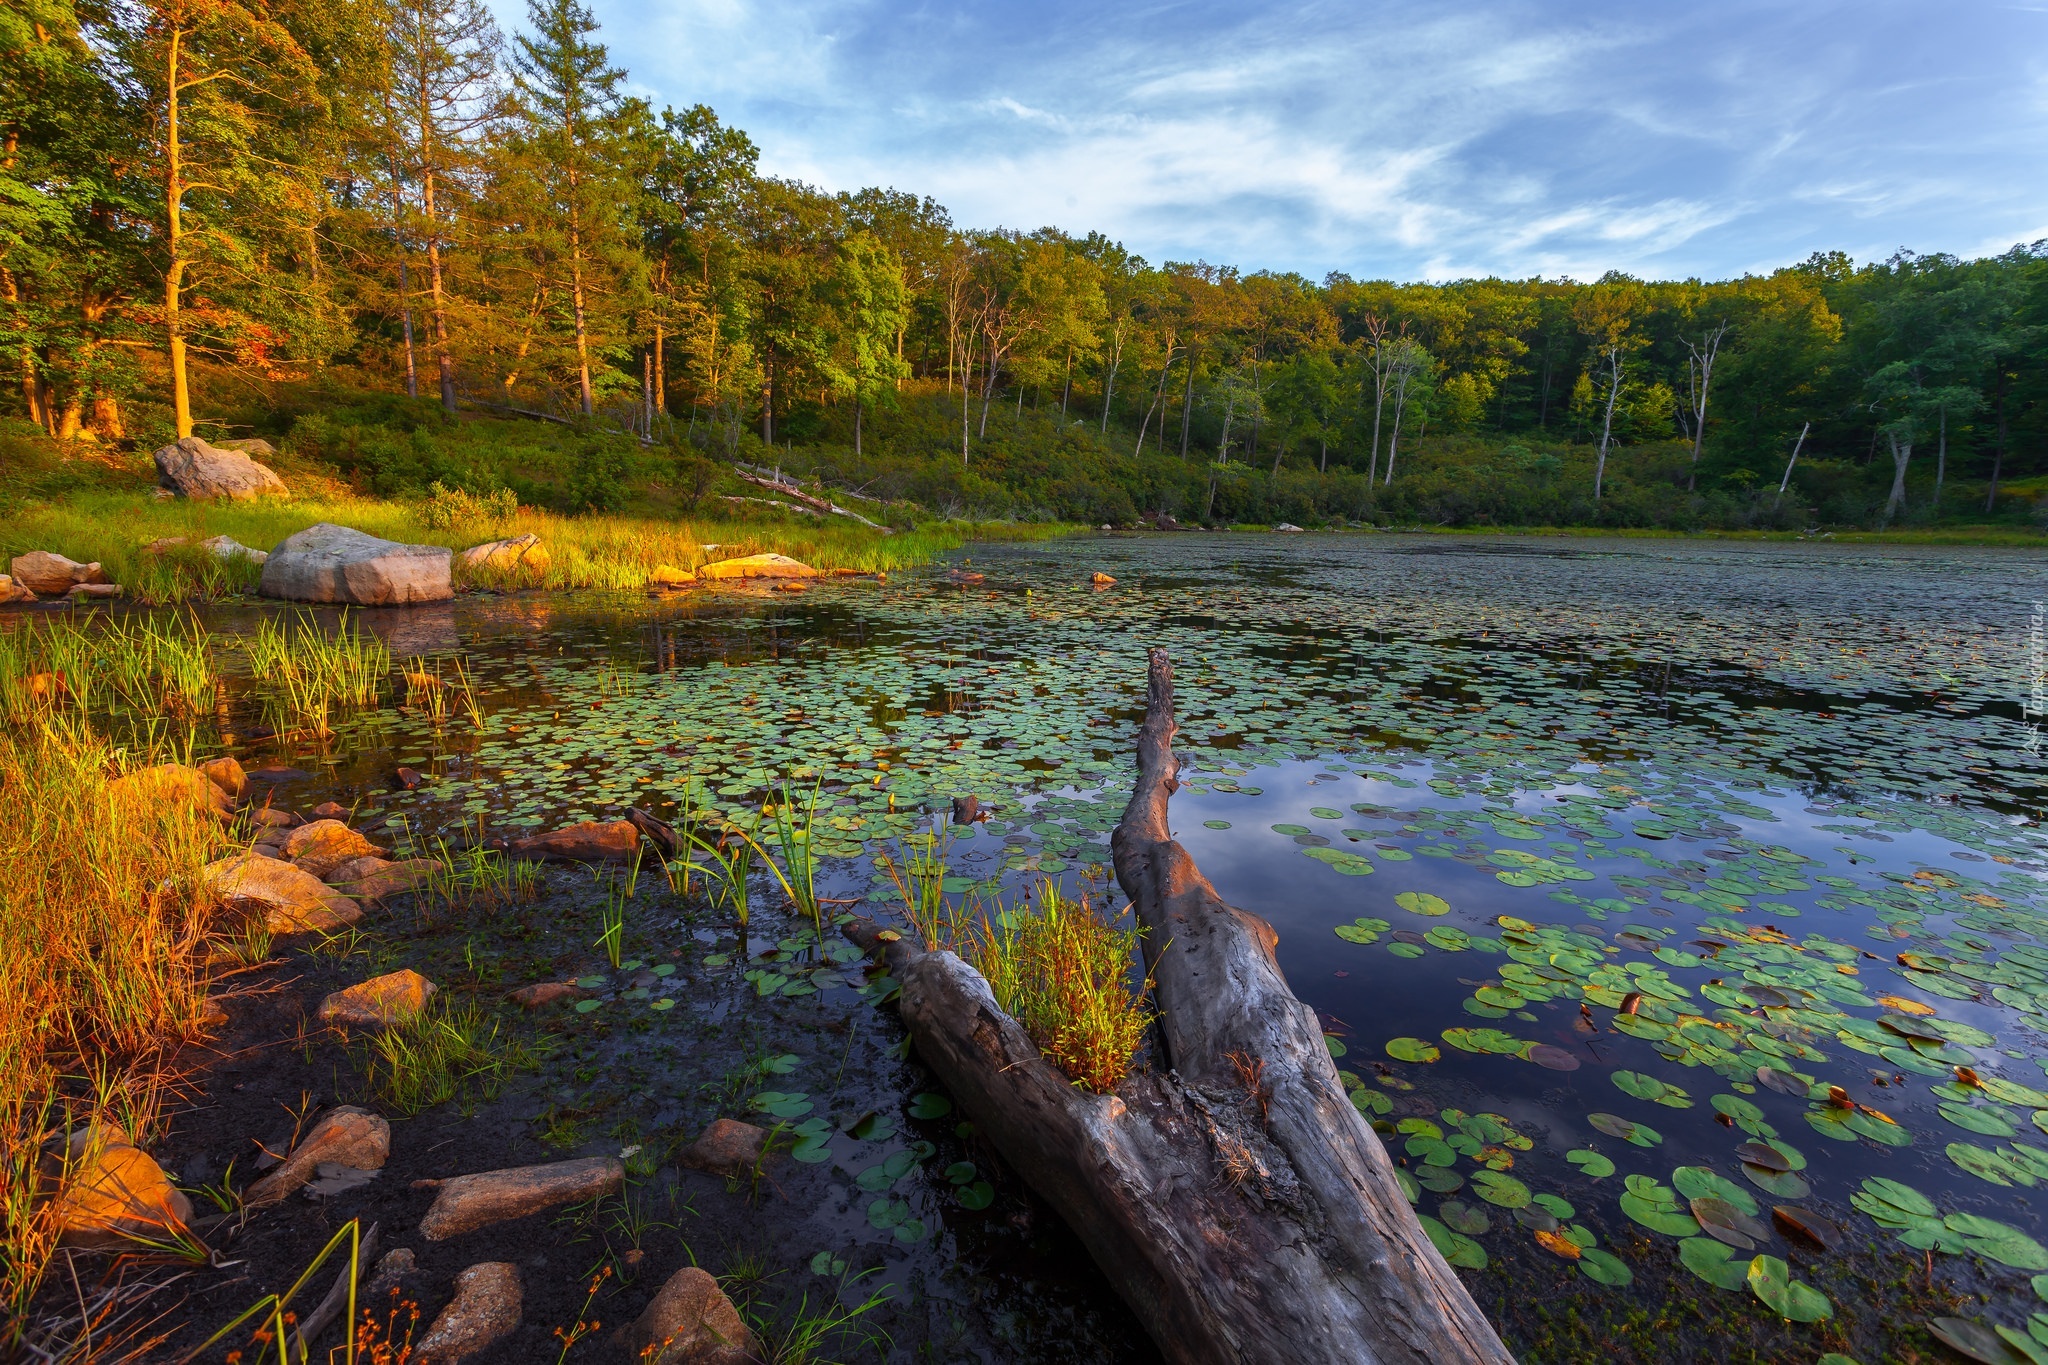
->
(357, 998, 537, 1116)
(966, 881, 1153, 1094)
(246, 609, 389, 735)
(0, 723, 231, 1332)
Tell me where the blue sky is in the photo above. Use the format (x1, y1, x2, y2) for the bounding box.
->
(523, 0, 2048, 283)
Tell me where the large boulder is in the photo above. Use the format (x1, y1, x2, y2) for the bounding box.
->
(0, 574, 33, 604)
(698, 553, 817, 581)
(260, 523, 453, 606)
(153, 436, 289, 501)
(202, 852, 361, 934)
(11, 551, 108, 596)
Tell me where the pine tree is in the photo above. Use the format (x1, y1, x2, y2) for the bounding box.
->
(504, 0, 646, 416)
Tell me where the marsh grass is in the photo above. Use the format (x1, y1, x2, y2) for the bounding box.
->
(966, 881, 1153, 1094)
(0, 610, 219, 730)
(193, 1218, 370, 1365)
(0, 723, 231, 1333)
(356, 997, 542, 1116)
(741, 1267, 895, 1365)
(246, 609, 388, 736)
(3, 490, 1069, 602)
(742, 784, 825, 930)
(877, 827, 960, 951)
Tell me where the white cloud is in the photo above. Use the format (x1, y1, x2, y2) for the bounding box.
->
(553, 0, 2048, 280)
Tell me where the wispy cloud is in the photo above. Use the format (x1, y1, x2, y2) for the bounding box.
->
(529, 0, 2048, 281)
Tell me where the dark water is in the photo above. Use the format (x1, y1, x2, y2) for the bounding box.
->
(69, 531, 2048, 1362)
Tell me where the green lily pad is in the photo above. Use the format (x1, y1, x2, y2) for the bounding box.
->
(1588, 1113, 1663, 1147)
(1386, 1037, 1440, 1064)
(1395, 891, 1451, 917)
(1746, 1254, 1832, 1322)
(1677, 1236, 1751, 1291)
(1567, 1149, 1616, 1178)
(1577, 1248, 1633, 1286)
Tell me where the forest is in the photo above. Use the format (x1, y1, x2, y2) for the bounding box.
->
(5, 0, 2047, 532)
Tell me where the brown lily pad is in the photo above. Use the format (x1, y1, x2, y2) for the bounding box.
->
(1690, 1196, 1770, 1249)
(1735, 1142, 1792, 1172)
(1771, 1205, 1840, 1251)
(1527, 1044, 1582, 1072)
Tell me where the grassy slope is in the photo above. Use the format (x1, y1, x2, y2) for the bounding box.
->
(0, 417, 1067, 601)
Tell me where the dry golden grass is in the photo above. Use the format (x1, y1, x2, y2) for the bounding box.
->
(3, 490, 1071, 602)
(967, 882, 1153, 1094)
(0, 719, 230, 1328)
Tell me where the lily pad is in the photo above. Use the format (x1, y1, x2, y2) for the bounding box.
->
(1566, 1149, 1616, 1178)
(1678, 1236, 1751, 1291)
(1746, 1254, 1831, 1322)
(1588, 1113, 1663, 1147)
(1386, 1037, 1440, 1064)
(1395, 891, 1451, 917)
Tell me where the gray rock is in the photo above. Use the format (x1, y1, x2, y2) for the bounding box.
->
(364, 1247, 416, 1300)
(218, 438, 276, 457)
(416, 1262, 521, 1362)
(417, 1156, 623, 1240)
(153, 437, 288, 501)
(260, 523, 453, 606)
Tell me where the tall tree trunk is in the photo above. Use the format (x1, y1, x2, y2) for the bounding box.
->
(1987, 373, 2009, 514)
(399, 254, 419, 398)
(1932, 408, 1946, 512)
(3, 265, 39, 428)
(1319, 438, 1327, 474)
(1059, 348, 1073, 420)
(422, 159, 456, 412)
(961, 346, 972, 464)
(761, 352, 774, 445)
(164, 27, 193, 439)
(1594, 346, 1623, 501)
(1773, 420, 1809, 511)
(1369, 373, 1386, 485)
(654, 327, 666, 415)
(642, 346, 653, 435)
(1179, 353, 1195, 458)
(569, 202, 594, 416)
(1883, 431, 1911, 526)
(1099, 352, 1120, 435)
(854, 396, 862, 456)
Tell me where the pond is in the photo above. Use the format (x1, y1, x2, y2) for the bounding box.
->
(64, 531, 2048, 1362)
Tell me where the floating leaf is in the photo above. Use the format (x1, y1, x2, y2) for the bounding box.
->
(1386, 1037, 1440, 1064)
(908, 1092, 953, 1120)
(1440, 1200, 1490, 1235)
(1678, 1236, 1751, 1291)
(1746, 1255, 1831, 1322)
(1566, 1149, 1615, 1178)
(1945, 1213, 2048, 1270)
(1589, 1113, 1663, 1148)
(1471, 1170, 1531, 1209)
(1943, 1102, 2021, 1138)
(1395, 891, 1451, 917)
(1928, 1317, 2028, 1365)
(1534, 1228, 1582, 1260)
(1527, 1044, 1581, 1071)
(1613, 1071, 1693, 1108)
(1691, 1196, 1770, 1250)
(1671, 1166, 1759, 1217)
(1577, 1248, 1633, 1286)
(1771, 1205, 1840, 1250)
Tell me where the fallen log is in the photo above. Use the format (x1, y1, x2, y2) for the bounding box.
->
(850, 648, 1512, 1365)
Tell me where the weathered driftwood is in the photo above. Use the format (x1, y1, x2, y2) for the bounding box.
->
(851, 648, 1512, 1365)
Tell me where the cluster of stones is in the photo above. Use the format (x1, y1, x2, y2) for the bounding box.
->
(49, 765, 782, 1360)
